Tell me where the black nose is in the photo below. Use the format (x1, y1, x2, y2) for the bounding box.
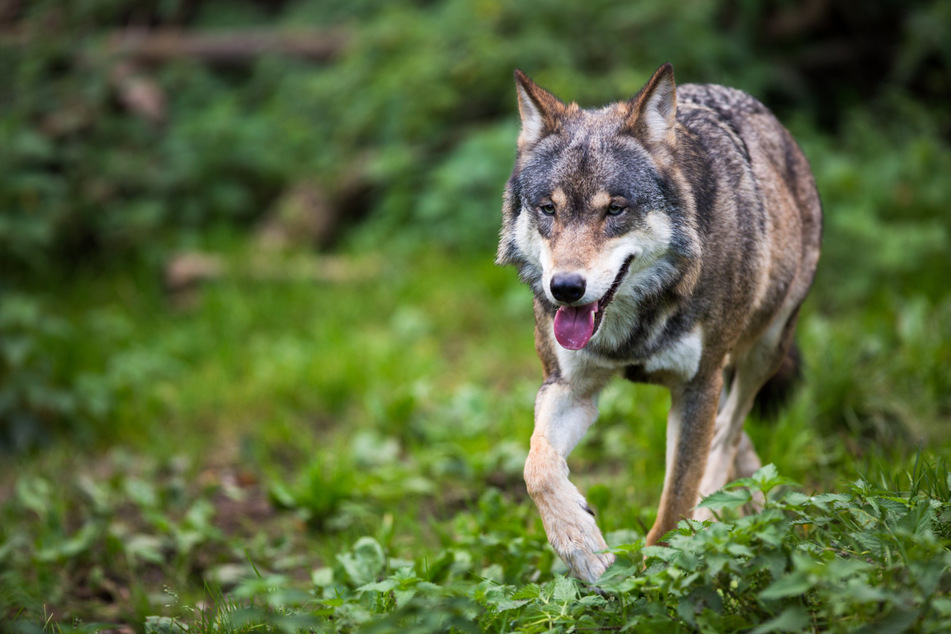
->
(550, 273, 586, 303)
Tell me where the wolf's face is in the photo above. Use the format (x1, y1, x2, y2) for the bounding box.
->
(499, 68, 689, 351)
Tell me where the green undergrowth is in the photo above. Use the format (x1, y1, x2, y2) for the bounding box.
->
(2, 245, 950, 631)
(11, 460, 951, 632)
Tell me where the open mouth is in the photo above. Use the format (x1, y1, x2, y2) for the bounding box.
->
(552, 255, 635, 350)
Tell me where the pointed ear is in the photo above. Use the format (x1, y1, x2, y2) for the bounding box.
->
(514, 70, 567, 147)
(626, 63, 677, 148)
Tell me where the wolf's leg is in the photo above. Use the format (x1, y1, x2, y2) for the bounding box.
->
(695, 365, 772, 516)
(695, 313, 799, 517)
(646, 372, 722, 545)
(525, 372, 614, 583)
(719, 371, 762, 478)
(733, 430, 762, 479)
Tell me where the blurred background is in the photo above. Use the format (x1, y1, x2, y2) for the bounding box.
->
(1, 0, 950, 626)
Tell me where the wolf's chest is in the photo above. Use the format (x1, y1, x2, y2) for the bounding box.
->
(557, 322, 704, 384)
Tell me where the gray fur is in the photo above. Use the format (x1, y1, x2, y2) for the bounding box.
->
(498, 64, 822, 583)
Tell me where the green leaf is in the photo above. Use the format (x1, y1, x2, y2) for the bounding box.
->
(358, 578, 399, 594)
(810, 493, 851, 511)
(15, 476, 51, 517)
(642, 545, 679, 561)
(337, 536, 386, 587)
(698, 488, 752, 511)
(759, 571, 814, 600)
(312, 566, 334, 587)
(144, 616, 189, 634)
(124, 534, 166, 565)
(749, 606, 809, 634)
(36, 522, 101, 562)
(511, 583, 542, 601)
(551, 575, 578, 602)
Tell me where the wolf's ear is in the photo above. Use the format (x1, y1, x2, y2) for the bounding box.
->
(514, 70, 567, 147)
(626, 63, 677, 148)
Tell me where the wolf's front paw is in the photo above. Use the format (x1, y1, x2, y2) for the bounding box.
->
(541, 496, 615, 584)
(567, 548, 616, 584)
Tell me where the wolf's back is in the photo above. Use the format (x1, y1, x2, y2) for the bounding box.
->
(678, 82, 822, 246)
(672, 83, 822, 345)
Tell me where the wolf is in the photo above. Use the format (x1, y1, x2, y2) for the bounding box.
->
(497, 63, 822, 583)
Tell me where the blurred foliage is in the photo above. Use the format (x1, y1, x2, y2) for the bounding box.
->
(2, 0, 949, 273)
(0, 0, 949, 447)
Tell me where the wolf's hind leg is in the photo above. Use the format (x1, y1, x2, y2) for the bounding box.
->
(647, 372, 721, 544)
(525, 374, 614, 583)
(733, 430, 762, 479)
(695, 312, 799, 519)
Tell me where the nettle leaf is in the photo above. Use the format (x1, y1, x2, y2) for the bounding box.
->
(698, 488, 752, 511)
(358, 578, 399, 594)
(677, 586, 724, 626)
(841, 577, 887, 604)
(749, 606, 809, 634)
(124, 477, 159, 509)
(726, 543, 754, 558)
(338, 536, 386, 587)
(124, 534, 166, 565)
(675, 549, 700, 572)
(144, 616, 189, 634)
(479, 563, 504, 584)
(551, 575, 578, 602)
(706, 553, 733, 577)
(601, 571, 649, 595)
(810, 493, 851, 511)
(393, 588, 420, 607)
(758, 571, 814, 600)
(931, 597, 951, 616)
(909, 559, 947, 597)
(474, 580, 526, 613)
(750, 464, 800, 495)
(853, 531, 889, 556)
(15, 476, 51, 517)
(312, 566, 334, 587)
(642, 545, 679, 562)
(866, 607, 919, 633)
(35, 522, 101, 562)
(511, 583, 542, 601)
(757, 550, 789, 582)
(781, 491, 811, 508)
(579, 593, 607, 608)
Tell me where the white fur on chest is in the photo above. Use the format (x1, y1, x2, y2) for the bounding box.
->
(644, 325, 703, 380)
(555, 323, 704, 383)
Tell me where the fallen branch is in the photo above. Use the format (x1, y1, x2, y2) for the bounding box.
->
(104, 27, 347, 66)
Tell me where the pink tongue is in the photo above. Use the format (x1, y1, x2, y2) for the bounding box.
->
(553, 302, 597, 350)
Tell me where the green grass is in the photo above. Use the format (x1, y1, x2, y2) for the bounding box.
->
(1, 242, 950, 632)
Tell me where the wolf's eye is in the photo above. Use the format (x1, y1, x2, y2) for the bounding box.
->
(538, 202, 556, 216)
(607, 202, 626, 216)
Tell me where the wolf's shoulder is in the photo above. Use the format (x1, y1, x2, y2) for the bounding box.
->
(678, 83, 770, 119)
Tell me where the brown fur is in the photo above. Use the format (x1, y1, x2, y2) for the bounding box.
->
(498, 63, 822, 582)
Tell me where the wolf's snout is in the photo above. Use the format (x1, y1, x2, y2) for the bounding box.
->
(550, 273, 586, 304)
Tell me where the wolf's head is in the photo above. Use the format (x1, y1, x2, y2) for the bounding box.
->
(497, 63, 699, 351)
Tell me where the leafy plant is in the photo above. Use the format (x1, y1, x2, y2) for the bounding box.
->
(132, 464, 951, 633)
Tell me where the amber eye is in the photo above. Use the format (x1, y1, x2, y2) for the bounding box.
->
(607, 202, 626, 216)
(538, 202, 556, 216)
